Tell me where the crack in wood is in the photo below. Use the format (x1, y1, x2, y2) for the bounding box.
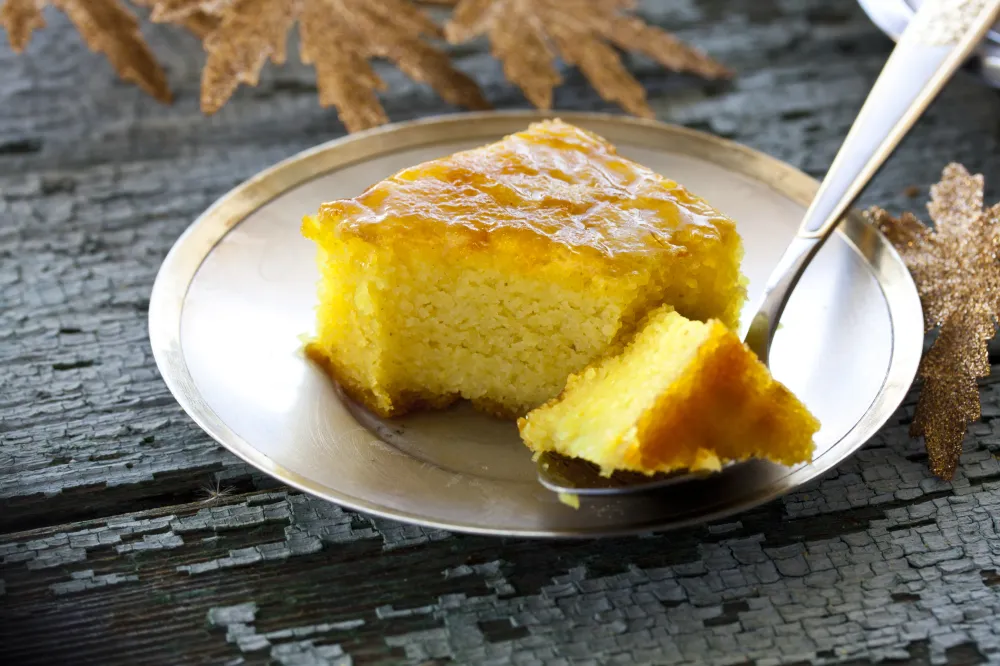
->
(0, 138, 42, 156)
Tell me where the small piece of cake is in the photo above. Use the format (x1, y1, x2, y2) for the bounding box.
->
(518, 306, 819, 476)
(302, 120, 746, 418)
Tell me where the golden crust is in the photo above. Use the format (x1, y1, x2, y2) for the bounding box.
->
(305, 343, 458, 418)
(311, 119, 739, 272)
(625, 321, 818, 474)
(308, 341, 523, 420)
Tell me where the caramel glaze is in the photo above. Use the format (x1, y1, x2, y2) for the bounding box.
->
(314, 120, 737, 266)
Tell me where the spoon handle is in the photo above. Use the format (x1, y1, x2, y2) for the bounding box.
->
(801, 0, 1000, 239)
(746, 0, 1000, 358)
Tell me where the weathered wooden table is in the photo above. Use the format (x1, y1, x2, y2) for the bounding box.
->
(4, 1, 1000, 664)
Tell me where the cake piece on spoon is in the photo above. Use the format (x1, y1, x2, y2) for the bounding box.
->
(518, 305, 819, 476)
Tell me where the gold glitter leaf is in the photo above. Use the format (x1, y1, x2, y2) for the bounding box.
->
(177, 11, 217, 39)
(199, 0, 299, 114)
(138, 0, 235, 22)
(130, 0, 222, 38)
(869, 163, 1000, 479)
(1, 0, 45, 52)
(147, 0, 491, 131)
(444, 0, 731, 118)
(1, 0, 172, 102)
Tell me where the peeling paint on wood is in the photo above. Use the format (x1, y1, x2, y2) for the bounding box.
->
(2, 484, 1000, 663)
(50, 569, 139, 595)
(3, 0, 1000, 664)
(208, 601, 360, 663)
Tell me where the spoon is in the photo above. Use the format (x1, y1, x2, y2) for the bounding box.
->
(539, 0, 1000, 496)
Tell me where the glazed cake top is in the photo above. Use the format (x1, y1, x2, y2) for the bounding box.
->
(315, 119, 736, 259)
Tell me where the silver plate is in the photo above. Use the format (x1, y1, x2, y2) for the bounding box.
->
(149, 111, 923, 538)
(858, 0, 1000, 87)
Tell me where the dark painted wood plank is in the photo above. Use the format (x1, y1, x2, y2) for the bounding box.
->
(2, 473, 1000, 665)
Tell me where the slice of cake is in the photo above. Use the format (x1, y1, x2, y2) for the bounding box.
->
(302, 120, 746, 418)
(518, 306, 819, 476)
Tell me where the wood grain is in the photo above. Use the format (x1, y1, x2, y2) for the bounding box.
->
(3, 0, 1000, 663)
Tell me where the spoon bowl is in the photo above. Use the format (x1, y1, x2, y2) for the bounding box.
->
(535, 451, 716, 496)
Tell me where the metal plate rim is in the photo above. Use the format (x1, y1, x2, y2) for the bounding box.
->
(149, 110, 924, 538)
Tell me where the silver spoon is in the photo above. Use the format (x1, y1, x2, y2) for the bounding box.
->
(539, 0, 1000, 496)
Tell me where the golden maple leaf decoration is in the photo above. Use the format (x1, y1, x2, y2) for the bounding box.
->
(131, 0, 218, 38)
(443, 0, 732, 118)
(868, 164, 1000, 479)
(144, 0, 491, 132)
(1, 0, 172, 102)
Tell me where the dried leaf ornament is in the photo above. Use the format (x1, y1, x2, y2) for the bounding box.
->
(1, 0, 172, 101)
(443, 0, 732, 117)
(869, 164, 1000, 479)
(131, 0, 219, 38)
(145, 0, 491, 132)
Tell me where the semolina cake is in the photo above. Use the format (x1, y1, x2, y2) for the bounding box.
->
(518, 306, 819, 476)
(302, 120, 746, 418)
